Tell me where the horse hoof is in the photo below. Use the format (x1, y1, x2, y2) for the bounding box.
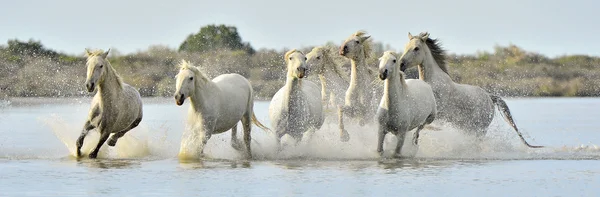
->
(107, 139, 117, 147)
(340, 131, 350, 142)
(231, 142, 243, 151)
(89, 153, 98, 159)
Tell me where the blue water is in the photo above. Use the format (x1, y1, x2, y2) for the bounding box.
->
(1, 97, 599, 196)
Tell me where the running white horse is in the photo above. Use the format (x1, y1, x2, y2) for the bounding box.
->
(77, 49, 143, 158)
(174, 60, 270, 159)
(337, 31, 378, 142)
(398, 32, 543, 148)
(376, 51, 436, 157)
(269, 49, 324, 149)
(306, 46, 350, 110)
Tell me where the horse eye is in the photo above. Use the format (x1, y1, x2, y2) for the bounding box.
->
(305, 57, 307, 61)
(99, 64, 104, 68)
(393, 60, 397, 63)
(355, 40, 360, 44)
(289, 57, 292, 60)
(189, 77, 194, 81)
(316, 56, 321, 60)
(414, 47, 420, 51)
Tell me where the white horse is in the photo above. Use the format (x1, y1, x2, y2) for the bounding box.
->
(174, 60, 270, 159)
(269, 49, 324, 149)
(398, 32, 543, 148)
(337, 31, 378, 142)
(376, 51, 436, 157)
(77, 49, 143, 158)
(306, 46, 350, 110)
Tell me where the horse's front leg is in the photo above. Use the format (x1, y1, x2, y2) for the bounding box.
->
(377, 124, 387, 157)
(76, 120, 95, 158)
(358, 89, 373, 126)
(199, 119, 216, 157)
(394, 130, 407, 158)
(89, 126, 110, 159)
(338, 105, 350, 142)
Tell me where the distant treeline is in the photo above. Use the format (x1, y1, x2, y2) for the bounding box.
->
(1, 25, 599, 99)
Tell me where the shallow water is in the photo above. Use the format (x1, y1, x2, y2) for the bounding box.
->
(1, 97, 599, 196)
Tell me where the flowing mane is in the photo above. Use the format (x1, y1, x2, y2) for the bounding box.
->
(419, 32, 448, 75)
(85, 49, 124, 88)
(178, 59, 210, 83)
(312, 46, 349, 81)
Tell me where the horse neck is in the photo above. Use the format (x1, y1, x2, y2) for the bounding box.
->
(189, 79, 218, 115)
(382, 72, 407, 107)
(283, 76, 302, 110)
(418, 49, 452, 84)
(349, 55, 368, 88)
(97, 63, 123, 101)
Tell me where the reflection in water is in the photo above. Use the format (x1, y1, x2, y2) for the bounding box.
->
(178, 158, 252, 170)
(77, 159, 142, 169)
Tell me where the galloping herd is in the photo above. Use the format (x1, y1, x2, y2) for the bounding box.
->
(76, 31, 544, 159)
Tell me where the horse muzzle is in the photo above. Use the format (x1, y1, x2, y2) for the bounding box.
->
(297, 67, 306, 78)
(339, 45, 348, 56)
(174, 94, 185, 106)
(379, 69, 388, 80)
(399, 61, 407, 72)
(86, 82, 95, 92)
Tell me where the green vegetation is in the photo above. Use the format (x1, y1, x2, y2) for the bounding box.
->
(1, 25, 599, 99)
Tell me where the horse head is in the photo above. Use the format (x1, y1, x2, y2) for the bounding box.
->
(84, 49, 110, 92)
(378, 51, 400, 80)
(339, 31, 371, 60)
(284, 49, 308, 79)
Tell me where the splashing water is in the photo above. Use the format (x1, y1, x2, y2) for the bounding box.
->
(34, 108, 600, 161)
(39, 114, 174, 160)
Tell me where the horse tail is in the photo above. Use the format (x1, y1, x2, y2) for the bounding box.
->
(251, 113, 272, 134)
(490, 94, 544, 148)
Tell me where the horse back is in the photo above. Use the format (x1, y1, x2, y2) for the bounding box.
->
(211, 74, 253, 131)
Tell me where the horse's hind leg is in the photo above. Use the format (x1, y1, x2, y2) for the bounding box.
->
(413, 124, 426, 146)
(241, 114, 252, 159)
(230, 124, 243, 151)
(107, 117, 142, 147)
(89, 131, 110, 159)
(76, 121, 95, 157)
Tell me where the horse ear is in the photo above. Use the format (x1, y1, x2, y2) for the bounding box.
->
(101, 49, 110, 58)
(360, 35, 371, 42)
(408, 32, 413, 40)
(85, 48, 92, 57)
(420, 32, 430, 41)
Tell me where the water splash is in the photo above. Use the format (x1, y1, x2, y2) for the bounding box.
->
(30, 112, 600, 161)
(39, 114, 172, 160)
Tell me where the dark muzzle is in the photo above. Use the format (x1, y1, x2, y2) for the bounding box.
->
(175, 94, 185, 106)
(86, 82, 95, 92)
(379, 69, 388, 80)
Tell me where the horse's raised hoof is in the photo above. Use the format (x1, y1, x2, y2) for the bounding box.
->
(340, 130, 350, 142)
(107, 138, 117, 147)
(89, 152, 98, 159)
(231, 140, 243, 151)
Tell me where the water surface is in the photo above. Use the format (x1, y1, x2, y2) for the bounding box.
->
(1, 97, 599, 196)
